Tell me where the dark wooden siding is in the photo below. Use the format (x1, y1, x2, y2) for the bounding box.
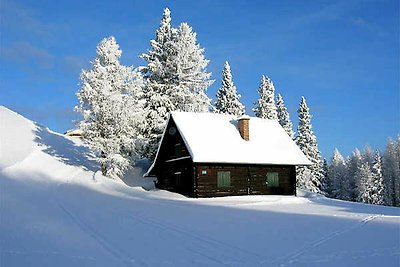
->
(194, 164, 295, 198)
(156, 158, 195, 197)
(149, 117, 297, 198)
(151, 118, 195, 197)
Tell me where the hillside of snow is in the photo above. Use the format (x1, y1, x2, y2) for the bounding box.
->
(0, 106, 399, 267)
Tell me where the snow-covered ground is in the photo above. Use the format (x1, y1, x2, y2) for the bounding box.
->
(0, 106, 399, 267)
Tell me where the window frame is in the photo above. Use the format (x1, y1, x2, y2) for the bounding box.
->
(174, 143, 182, 157)
(266, 172, 279, 187)
(217, 171, 232, 188)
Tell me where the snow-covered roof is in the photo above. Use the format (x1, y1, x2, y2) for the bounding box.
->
(163, 112, 311, 165)
(64, 129, 83, 137)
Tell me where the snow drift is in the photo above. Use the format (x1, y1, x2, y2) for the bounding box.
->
(0, 106, 36, 169)
(0, 106, 399, 267)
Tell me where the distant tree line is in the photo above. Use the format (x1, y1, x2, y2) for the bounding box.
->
(326, 140, 400, 207)
(74, 8, 398, 207)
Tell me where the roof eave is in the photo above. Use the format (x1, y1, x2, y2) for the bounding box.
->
(191, 159, 313, 166)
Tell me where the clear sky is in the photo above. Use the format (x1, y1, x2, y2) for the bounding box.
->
(1, 0, 399, 158)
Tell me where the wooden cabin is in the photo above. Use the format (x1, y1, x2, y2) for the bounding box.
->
(145, 112, 311, 198)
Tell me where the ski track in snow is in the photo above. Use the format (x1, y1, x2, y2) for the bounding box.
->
(301, 246, 400, 265)
(57, 203, 149, 267)
(1, 249, 97, 262)
(122, 211, 266, 266)
(272, 214, 382, 266)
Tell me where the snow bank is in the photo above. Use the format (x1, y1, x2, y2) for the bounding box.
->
(0, 106, 37, 170)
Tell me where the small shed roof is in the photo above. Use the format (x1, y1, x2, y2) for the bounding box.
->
(64, 129, 83, 137)
(154, 112, 311, 166)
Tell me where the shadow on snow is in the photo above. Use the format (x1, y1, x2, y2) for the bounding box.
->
(34, 125, 99, 172)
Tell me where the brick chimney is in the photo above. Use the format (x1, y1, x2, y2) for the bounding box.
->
(237, 115, 250, 141)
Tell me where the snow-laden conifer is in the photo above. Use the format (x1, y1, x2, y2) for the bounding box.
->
(322, 158, 329, 194)
(141, 8, 172, 72)
(371, 151, 385, 205)
(171, 22, 213, 112)
(214, 61, 245, 116)
(328, 149, 350, 200)
(346, 148, 362, 201)
(139, 8, 175, 160)
(395, 136, 400, 205)
(295, 97, 324, 194)
(76, 36, 144, 178)
(382, 137, 400, 206)
(362, 146, 374, 167)
(140, 9, 213, 159)
(356, 163, 374, 204)
(253, 75, 278, 120)
(276, 94, 294, 139)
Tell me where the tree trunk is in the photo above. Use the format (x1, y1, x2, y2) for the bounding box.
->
(101, 151, 107, 176)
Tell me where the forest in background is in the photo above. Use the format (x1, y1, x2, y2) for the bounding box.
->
(74, 8, 399, 206)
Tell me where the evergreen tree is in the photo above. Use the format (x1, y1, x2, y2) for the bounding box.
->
(276, 94, 294, 139)
(371, 151, 385, 205)
(76, 36, 144, 178)
(214, 61, 245, 116)
(395, 136, 400, 206)
(321, 157, 329, 195)
(328, 149, 350, 200)
(172, 23, 213, 112)
(253, 75, 278, 120)
(382, 137, 400, 206)
(140, 8, 213, 160)
(295, 97, 324, 194)
(362, 146, 374, 167)
(140, 8, 174, 160)
(346, 148, 362, 201)
(356, 163, 374, 204)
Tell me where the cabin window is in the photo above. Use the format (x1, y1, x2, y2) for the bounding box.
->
(175, 172, 182, 187)
(174, 143, 182, 157)
(217, 171, 231, 187)
(168, 127, 177, 135)
(266, 172, 279, 187)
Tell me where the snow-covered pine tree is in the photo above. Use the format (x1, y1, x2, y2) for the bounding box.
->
(322, 158, 330, 195)
(371, 150, 385, 205)
(295, 97, 324, 194)
(172, 22, 213, 112)
(395, 136, 400, 206)
(382, 137, 400, 206)
(140, 9, 213, 160)
(362, 146, 375, 167)
(276, 93, 294, 139)
(214, 61, 245, 116)
(253, 75, 278, 120)
(76, 36, 144, 178)
(140, 8, 175, 160)
(356, 163, 374, 204)
(355, 146, 377, 204)
(328, 149, 350, 200)
(346, 148, 362, 201)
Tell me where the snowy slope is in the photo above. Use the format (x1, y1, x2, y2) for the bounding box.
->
(0, 106, 36, 169)
(0, 106, 399, 267)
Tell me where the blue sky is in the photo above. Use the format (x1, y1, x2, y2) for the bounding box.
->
(1, 0, 399, 158)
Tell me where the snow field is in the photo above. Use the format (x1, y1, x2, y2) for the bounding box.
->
(1, 106, 399, 267)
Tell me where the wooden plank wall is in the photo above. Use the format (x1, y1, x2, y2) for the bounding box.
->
(195, 164, 295, 198)
(156, 159, 194, 197)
